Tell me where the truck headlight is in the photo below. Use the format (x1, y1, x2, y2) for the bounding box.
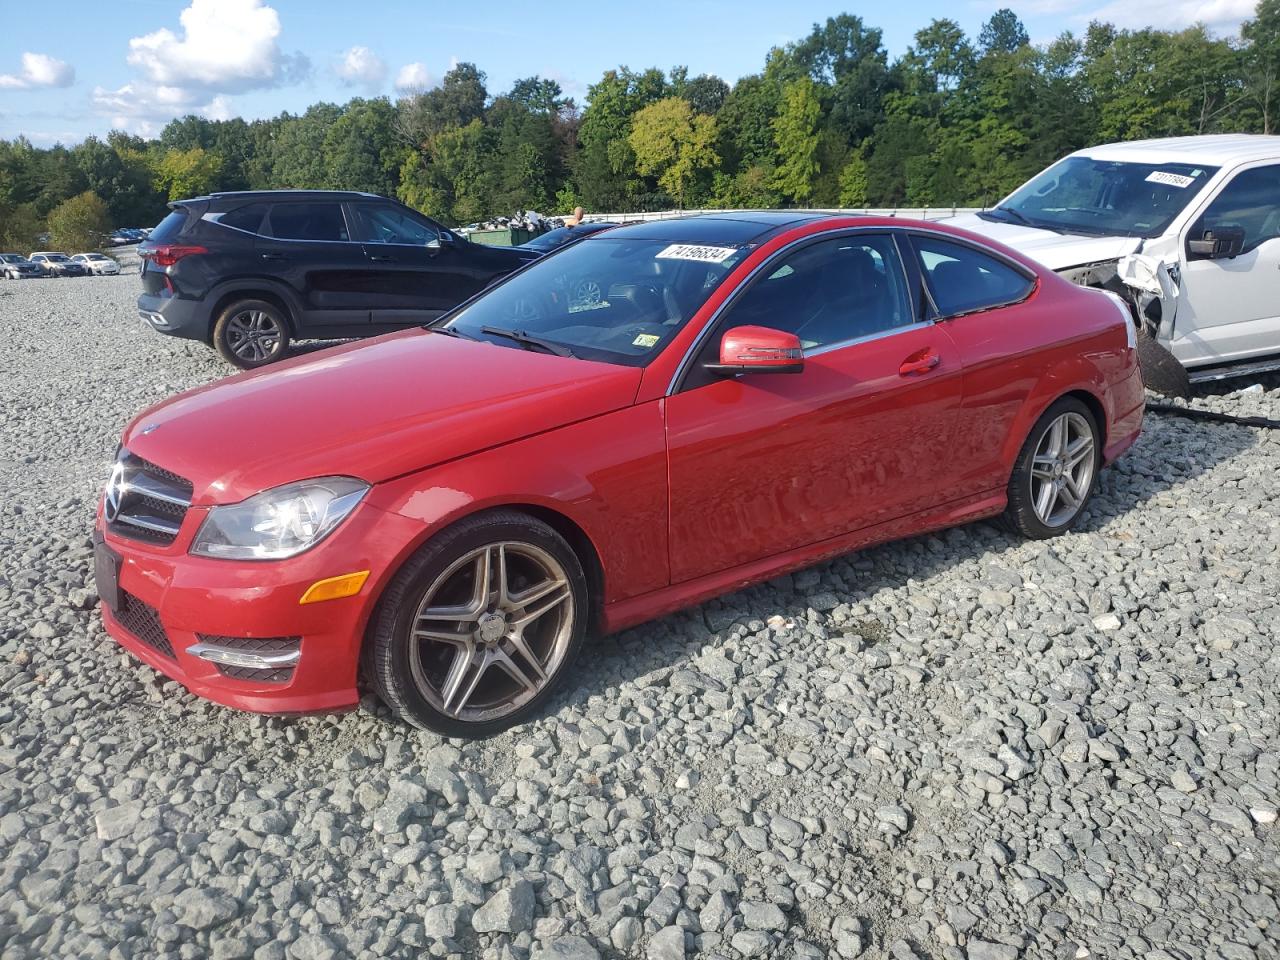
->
(191, 477, 369, 560)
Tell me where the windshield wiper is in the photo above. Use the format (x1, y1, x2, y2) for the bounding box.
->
(480, 326, 575, 358)
(994, 204, 1034, 227)
(429, 325, 478, 341)
(983, 206, 1086, 236)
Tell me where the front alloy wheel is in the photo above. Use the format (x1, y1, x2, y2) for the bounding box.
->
(366, 511, 588, 736)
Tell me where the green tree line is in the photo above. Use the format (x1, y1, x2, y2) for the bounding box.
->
(4, 2, 1280, 248)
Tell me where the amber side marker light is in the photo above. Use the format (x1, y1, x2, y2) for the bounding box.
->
(299, 570, 370, 605)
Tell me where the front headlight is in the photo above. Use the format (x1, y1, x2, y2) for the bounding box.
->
(190, 477, 369, 560)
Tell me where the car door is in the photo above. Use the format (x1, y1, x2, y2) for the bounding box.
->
(664, 232, 963, 584)
(255, 201, 370, 330)
(1174, 163, 1280, 367)
(347, 202, 479, 325)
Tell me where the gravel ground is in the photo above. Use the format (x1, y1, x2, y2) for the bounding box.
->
(1, 274, 1277, 960)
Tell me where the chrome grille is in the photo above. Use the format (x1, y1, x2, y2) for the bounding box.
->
(104, 450, 193, 545)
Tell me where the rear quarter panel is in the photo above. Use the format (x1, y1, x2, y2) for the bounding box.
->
(942, 270, 1141, 498)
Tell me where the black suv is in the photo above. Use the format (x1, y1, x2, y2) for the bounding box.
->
(137, 190, 538, 368)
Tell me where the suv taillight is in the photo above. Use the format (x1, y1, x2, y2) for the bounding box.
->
(143, 244, 207, 267)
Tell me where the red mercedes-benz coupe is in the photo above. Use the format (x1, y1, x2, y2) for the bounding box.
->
(95, 213, 1144, 736)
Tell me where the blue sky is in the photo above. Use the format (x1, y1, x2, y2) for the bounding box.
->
(0, 0, 1258, 145)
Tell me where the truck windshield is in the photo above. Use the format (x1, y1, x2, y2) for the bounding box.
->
(988, 156, 1219, 238)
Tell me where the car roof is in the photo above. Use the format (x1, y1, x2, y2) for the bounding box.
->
(1073, 134, 1280, 167)
(601, 211, 833, 245)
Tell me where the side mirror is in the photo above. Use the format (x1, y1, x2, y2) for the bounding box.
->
(1188, 224, 1245, 260)
(426, 232, 454, 253)
(704, 325, 804, 376)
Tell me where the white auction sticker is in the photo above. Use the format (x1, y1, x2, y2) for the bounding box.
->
(1145, 171, 1196, 189)
(655, 243, 739, 263)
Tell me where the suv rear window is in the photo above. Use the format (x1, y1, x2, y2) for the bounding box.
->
(149, 210, 190, 243)
(266, 203, 350, 242)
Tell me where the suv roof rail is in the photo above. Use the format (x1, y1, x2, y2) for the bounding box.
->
(179, 189, 385, 202)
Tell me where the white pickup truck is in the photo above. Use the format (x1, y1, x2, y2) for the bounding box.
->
(950, 135, 1280, 395)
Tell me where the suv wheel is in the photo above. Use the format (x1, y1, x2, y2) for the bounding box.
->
(213, 299, 291, 368)
(365, 510, 588, 737)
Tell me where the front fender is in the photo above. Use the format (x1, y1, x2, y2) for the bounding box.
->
(362, 401, 670, 607)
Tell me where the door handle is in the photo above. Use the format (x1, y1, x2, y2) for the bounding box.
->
(368, 254, 395, 262)
(260, 252, 288, 261)
(899, 349, 941, 376)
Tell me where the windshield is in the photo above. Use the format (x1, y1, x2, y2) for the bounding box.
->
(45, 254, 69, 262)
(522, 227, 574, 252)
(443, 237, 750, 365)
(990, 156, 1219, 238)
(0, 255, 18, 263)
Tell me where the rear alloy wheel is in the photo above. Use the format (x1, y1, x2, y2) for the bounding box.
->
(366, 511, 588, 737)
(213, 298, 291, 369)
(1004, 397, 1101, 539)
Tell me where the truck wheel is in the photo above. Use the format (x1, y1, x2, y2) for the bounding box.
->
(213, 299, 291, 369)
(1136, 328, 1190, 398)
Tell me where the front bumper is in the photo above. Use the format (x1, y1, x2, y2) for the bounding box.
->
(95, 499, 423, 715)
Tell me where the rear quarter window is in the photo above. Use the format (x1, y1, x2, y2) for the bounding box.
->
(216, 203, 269, 235)
(911, 234, 1035, 317)
(149, 210, 190, 243)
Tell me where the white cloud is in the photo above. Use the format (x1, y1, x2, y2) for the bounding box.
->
(89, 0, 307, 133)
(1079, 0, 1254, 33)
(0, 52, 75, 90)
(336, 46, 387, 90)
(395, 62, 436, 93)
(126, 0, 306, 90)
(972, 0, 1256, 35)
(91, 82, 236, 134)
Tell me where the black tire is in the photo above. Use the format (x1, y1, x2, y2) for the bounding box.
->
(1136, 327, 1191, 398)
(365, 510, 588, 738)
(1004, 396, 1102, 540)
(213, 298, 291, 369)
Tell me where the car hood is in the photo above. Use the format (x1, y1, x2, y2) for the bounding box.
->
(946, 214, 1145, 270)
(121, 330, 642, 505)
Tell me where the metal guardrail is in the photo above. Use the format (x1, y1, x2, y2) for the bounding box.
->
(584, 207, 983, 223)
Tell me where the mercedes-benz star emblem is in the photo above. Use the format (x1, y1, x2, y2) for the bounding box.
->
(103, 461, 127, 522)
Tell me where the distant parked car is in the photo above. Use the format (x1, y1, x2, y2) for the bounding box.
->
(0, 253, 45, 279)
(515, 221, 618, 254)
(29, 252, 88, 277)
(136, 190, 539, 369)
(72, 252, 122, 276)
(108, 227, 149, 246)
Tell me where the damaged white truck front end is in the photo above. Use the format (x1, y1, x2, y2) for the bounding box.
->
(946, 135, 1280, 397)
